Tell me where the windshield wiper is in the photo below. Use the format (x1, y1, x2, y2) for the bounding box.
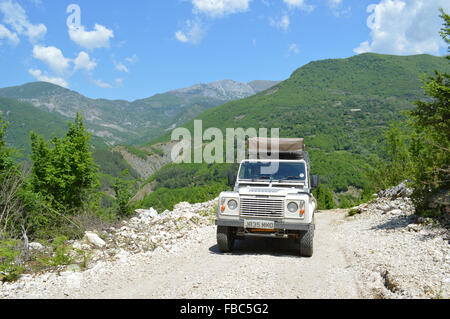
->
(280, 176, 302, 181)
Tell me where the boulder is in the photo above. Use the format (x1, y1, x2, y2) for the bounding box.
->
(84, 231, 106, 248)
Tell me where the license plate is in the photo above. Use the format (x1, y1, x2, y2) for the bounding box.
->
(244, 220, 275, 230)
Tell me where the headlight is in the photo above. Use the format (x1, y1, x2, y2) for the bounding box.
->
(287, 202, 299, 213)
(227, 199, 238, 210)
(299, 200, 306, 209)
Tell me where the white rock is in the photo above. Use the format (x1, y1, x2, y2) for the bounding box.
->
(28, 242, 45, 251)
(84, 231, 106, 248)
(136, 208, 159, 219)
(387, 209, 403, 216)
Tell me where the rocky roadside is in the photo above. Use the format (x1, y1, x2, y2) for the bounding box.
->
(337, 183, 449, 299)
(1, 183, 448, 299)
(0, 199, 218, 299)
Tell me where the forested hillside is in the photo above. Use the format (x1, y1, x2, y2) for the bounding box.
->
(0, 97, 108, 155)
(0, 80, 278, 148)
(143, 53, 449, 208)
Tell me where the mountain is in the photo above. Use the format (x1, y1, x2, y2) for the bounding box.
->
(0, 79, 279, 149)
(0, 97, 108, 157)
(150, 53, 450, 194)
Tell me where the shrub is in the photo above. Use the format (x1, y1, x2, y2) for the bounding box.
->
(0, 240, 24, 282)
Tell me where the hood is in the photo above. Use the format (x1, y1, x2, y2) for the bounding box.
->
(238, 186, 302, 197)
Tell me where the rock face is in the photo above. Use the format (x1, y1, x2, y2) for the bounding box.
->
(169, 79, 279, 101)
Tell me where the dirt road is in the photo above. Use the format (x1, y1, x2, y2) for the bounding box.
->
(10, 210, 361, 299)
(3, 199, 447, 299)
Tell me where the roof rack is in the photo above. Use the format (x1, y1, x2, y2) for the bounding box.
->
(246, 137, 310, 166)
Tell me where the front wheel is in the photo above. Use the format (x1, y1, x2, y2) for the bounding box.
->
(298, 223, 314, 257)
(217, 226, 235, 253)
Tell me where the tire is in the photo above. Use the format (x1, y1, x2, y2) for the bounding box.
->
(299, 223, 314, 257)
(217, 226, 234, 253)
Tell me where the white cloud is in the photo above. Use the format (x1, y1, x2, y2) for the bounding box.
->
(288, 43, 300, 54)
(73, 51, 96, 72)
(125, 54, 138, 64)
(328, 0, 351, 17)
(0, 23, 18, 45)
(328, 0, 342, 5)
(192, 0, 252, 17)
(354, 0, 450, 55)
(68, 24, 114, 50)
(270, 14, 290, 31)
(94, 79, 113, 89)
(175, 31, 188, 43)
(32, 45, 71, 75)
(94, 78, 123, 89)
(283, 0, 314, 12)
(0, 0, 46, 43)
(114, 61, 129, 73)
(175, 19, 205, 44)
(29, 69, 68, 88)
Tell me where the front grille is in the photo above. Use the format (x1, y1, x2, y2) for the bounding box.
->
(240, 197, 284, 218)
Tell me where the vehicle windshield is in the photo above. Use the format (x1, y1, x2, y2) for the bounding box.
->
(238, 161, 306, 181)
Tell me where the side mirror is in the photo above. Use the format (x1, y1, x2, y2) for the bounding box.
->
(311, 175, 319, 189)
(228, 172, 236, 188)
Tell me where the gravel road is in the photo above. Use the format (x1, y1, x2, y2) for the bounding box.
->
(75, 210, 360, 299)
(2, 210, 363, 299)
(2, 196, 448, 299)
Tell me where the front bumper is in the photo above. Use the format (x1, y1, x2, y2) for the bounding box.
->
(215, 218, 312, 231)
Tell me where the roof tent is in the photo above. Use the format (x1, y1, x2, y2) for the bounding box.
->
(247, 137, 309, 164)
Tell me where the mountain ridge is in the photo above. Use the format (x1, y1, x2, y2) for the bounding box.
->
(0, 79, 279, 149)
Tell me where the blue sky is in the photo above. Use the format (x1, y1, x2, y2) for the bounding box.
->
(0, 0, 449, 101)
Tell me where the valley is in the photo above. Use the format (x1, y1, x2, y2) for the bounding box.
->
(1, 53, 448, 211)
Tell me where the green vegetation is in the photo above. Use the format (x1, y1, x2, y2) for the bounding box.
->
(123, 145, 151, 159)
(313, 185, 334, 209)
(36, 235, 73, 267)
(0, 239, 24, 282)
(113, 170, 136, 217)
(139, 163, 236, 212)
(93, 149, 138, 178)
(0, 97, 107, 157)
(150, 53, 448, 207)
(30, 113, 99, 211)
(0, 40, 448, 281)
(370, 10, 450, 217)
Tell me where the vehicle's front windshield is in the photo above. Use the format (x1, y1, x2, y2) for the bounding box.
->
(238, 161, 306, 181)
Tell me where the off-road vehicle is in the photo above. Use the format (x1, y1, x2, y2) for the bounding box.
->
(215, 138, 318, 257)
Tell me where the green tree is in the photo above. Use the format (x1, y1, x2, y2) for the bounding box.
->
(113, 170, 135, 217)
(0, 114, 13, 172)
(408, 9, 450, 212)
(313, 184, 335, 209)
(368, 122, 413, 190)
(30, 113, 99, 211)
